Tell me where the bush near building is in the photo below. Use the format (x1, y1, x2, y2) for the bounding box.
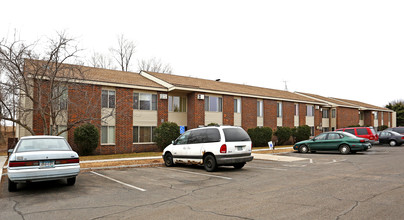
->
(154, 122, 180, 151)
(378, 125, 388, 131)
(73, 123, 99, 156)
(275, 126, 292, 145)
(247, 127, 273, 147)
(292, 125, 311, 143)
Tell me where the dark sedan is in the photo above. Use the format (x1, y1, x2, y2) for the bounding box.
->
(378, 131, 404, 146)
(293, 131, 371, 154)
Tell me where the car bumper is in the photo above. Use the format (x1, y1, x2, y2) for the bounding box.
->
(216, 154, 254, 165)
(8, 165, 80, 182)
(352, 143, 372, 151)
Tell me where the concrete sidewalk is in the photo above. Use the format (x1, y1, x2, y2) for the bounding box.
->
(0, 156, 7, 177)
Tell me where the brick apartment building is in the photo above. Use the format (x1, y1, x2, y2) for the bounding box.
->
(17, 62, 396, 154)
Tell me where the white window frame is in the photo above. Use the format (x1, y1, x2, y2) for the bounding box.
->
(134, 92, 157, 111)
(257, 100, 263, 117)
(277, 102, 282, 118)
(234, 98, 241, 113)
(133, 126, 156, 143)
(205, 96, 223, 112)
(294, 104, 299, 116)
(307, 105, 314, 117)
(101, 126, 115, 145)
(168, 96, 187, 112)
(101, 90, 116, 109)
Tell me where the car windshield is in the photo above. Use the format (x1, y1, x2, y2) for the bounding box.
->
(16, 138, 71, 152)
(223, 128, 251, 142)
(340, 132, 358, 139)
(390, 131, 401, 136)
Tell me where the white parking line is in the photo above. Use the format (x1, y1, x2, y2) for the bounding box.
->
(160, 168, 232, 180)
(248, 166, 287, 171)
(90, 171, 146, 192)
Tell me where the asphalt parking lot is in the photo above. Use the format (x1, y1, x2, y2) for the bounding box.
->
(1, 145, 404, 220)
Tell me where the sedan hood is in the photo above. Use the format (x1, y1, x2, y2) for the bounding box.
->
(10, 151, 79, 161)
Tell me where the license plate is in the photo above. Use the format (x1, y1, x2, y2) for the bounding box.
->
(236, 146, 244, 151)
(40, 160, 55, 168)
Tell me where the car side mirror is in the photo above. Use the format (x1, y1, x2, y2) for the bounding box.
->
(312, 138, 316, 141)
(8, 149, 14, 153)
(172, 140, 175, 145)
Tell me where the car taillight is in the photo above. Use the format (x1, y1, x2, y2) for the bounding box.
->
(55, 158, 80, 164)
(402, 137, 404, 140)
(9, 161, 39, 167)
(360, 139, 366, 143)
(369, 135, 374, 140)
(220, 144, 227, 153)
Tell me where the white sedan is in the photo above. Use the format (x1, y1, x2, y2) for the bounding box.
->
(7, 136, 80, 192)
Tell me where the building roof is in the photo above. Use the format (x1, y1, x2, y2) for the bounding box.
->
(331, 97, 392, 112)
(144, 71, 323, 104)
(296, 92, 359, 108)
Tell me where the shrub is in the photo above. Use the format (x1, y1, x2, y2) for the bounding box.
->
(207, 123, 220, 126)
(154, 122, 181, 151)
(348, 124, 361, 127)
(74, 123, 99, 156)
(274, 126, 292, 145)
(292, 125, 311, 143)
(378, 125, 388, 131)
(247, 127, 273, 147)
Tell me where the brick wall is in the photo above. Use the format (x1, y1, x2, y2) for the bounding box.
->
(364, 110, 373, 127)
(242, 97, 257, 131)
(223, 95, 234, 126)
(32, 80, 50, 135)
(299, 103, 306, 126)
(67, 83, 101, 153)
(282, 101, 295, 128)
(187, 92, 205, 129)
(157, 92, 168, 126)
(314, 107, 321, 135)
(337, 107, 359, 128)
(115, 87, 133, 154)
(264, 100, 277, 130)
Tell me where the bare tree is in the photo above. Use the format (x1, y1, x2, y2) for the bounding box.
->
(109, 34, 136, 72)
(138, 57, 173, 74)
(0, 31, 114, 137)
(89, 51, 115, 69)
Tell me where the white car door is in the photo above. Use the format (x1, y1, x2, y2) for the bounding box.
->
(172, 131, 191, 163)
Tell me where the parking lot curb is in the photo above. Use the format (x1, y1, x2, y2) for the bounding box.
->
(80, 162, 164, 172)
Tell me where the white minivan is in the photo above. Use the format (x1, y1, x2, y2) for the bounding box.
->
(162, 126, 253, 172)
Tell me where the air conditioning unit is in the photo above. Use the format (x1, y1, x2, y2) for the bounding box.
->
(197, 94, 205, 100)
(159, 94, 168, 100)
(315, 105, 320, 110)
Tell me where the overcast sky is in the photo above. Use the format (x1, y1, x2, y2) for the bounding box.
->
(1, 0, 403, 107)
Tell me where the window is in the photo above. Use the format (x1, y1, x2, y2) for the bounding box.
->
(315, 133, 327, 140)
(327, 133, 342, 140)
(332, 109, 336, 118)
(307, 105, 314, 116)
(223, 128, 251, 142)
(359, 112, 364, 120)
(205, 96, 222, 112)
(356, 128, 368, 135)
(168, 96, 187, 112)
(294, 104, 299, 116)
(52, 86, 68, 110)
(234, 98, 241, 113)
(101, 126, 115, 144)
(344, 129, 355, 135)
(133, 93, 157, 110)
(381, 112, 384, 121)
(322, 109, 329, 118)
(277, 102, 282, 118)
(175, 131, 190, 145)
(322, 127, 329, 132)
(188, 128, 221, 144)
(374, 112, 378, 120)
(257, 100, 263, 117)
(310, 126, 315, 136)
(102, 90, 115, 108)
(133, 126, 156, 143)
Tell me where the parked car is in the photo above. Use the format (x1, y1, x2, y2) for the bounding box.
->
(377, 130, 404, 146)
(293, 131, 371, 154)
(162, 126, 253, 172)
(336, 127, 378, 144)
(7, 136, 80, 192)
(385, 127, 404, 135)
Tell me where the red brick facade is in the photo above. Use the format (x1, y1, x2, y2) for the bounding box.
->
(241, 97, 257, 130)
(299, 103, 306, 126)
(115, 87, 133, 154)
(337, 107, 360, 128)
(187, 92, 205, 129)
(314, 107, 321, 135)
(264, 100, 277, 130)
(282, 101, 295, 128)
(223, 95, 234, 126)
(157, 92, 168, 126)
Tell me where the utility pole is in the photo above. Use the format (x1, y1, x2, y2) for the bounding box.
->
(282, 80, 289, 91)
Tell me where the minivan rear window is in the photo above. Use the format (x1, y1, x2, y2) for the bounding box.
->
(223, 128, 251, 142)
(188, 128, 221, 144)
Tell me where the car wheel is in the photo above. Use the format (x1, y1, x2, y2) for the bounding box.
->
(339, 144, 350, 154)
(164, 152, 175, 167)
(299, 145, 309, 153)
(67, 177, 76, 186)
(233, 163, 245, 169)
(204, 154, 217, 172)
(389, 140, 397, 147)
(8, 178, 17, 192)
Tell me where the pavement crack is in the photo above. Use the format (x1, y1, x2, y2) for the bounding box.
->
(181, 202, 254, 220)
(11, 199, 26, 220)
(336, 201, 359, 220)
